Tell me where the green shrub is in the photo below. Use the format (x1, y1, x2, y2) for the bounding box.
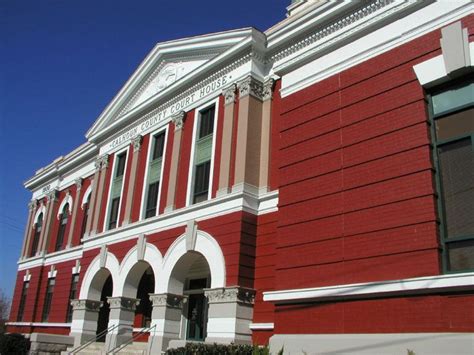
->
(166, 343, 271, 355)
(0, 333, 30, 355)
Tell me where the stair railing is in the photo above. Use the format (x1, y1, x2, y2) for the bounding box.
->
(106, 324, 156, 355)
(68, 323, 119, 354)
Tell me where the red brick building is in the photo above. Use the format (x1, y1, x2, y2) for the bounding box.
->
(7, 1, 474, 353)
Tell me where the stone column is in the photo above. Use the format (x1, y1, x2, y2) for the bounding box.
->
(165, 111, 186, 213)
(204, 286, 255, 345)
(217, 84, 237, 197)
(123, 135, 142, 225)
(84, 158, 101, 237)
(259, 79, 275, 193)
(20, 200, 37, 259)
(38, 189, 59, 256)
(91, 154, 109, 235)
(105, 296, 140, 351)
(69, 299, 102, 348)
(233, 76, 264, 194)
(66, 179, 82, 248)
(147, 293, 187, 354)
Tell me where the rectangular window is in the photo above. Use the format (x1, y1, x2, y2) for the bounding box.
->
(430, 79, 474, 272)
(17, 281, 29, 322)
(143, 132, 166, 219)
(42, 278, 55, 322)
(107, 151, 127, 230)
(30, 218, 42, 257)
(66, 274, 79, 322)
(55, 212, 68, 251)
(108, 197, 120, 230)
(191, 105, 216, 205)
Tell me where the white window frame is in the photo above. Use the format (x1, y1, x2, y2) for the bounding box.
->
(103, 146, 130, 231)
(139, 125, 169, 220)
(185, 96, 220, 207)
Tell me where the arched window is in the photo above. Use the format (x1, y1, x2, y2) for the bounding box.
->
(80, 193, 91, 241)
(30, 213, 43, 257)
(55, 203, 69, 251)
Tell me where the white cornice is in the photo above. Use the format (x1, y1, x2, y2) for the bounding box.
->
(6, 322, 71, 328)
(24, 142, 98, 191)
(18, 246, 83, 270)
(249, 322, 274, 330)
(263, 272, 474, 304)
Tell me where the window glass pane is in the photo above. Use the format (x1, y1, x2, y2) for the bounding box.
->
(435, 107, 474, 141)
(198, 106, 215, 139)
(17, 281, 29, 321)
(116, 153, 127, 177)
(42, 278, 55, 322)
(145, 182, 159, 218)
(432, 82, 474, 116)
(108, 197, 120, 229)
(447, 239, 474, 271)
(438, 138, 474, 238)
(193, 161, 210, 204)
(152, 133, 165, 160)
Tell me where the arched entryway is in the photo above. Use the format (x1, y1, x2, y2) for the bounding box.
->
(121, 260, 155, 329)
(168, 251, 211, 341)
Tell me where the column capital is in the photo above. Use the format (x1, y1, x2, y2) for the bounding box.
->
(204, 286, 255, 305)
(47, 189, 59, 203)
(149, 293, 187, 309)
(107, 296, 140, 311)
(71, 299, 102, 312)
(222, 84, 237, 105)
(237, 76, 265, 100)
(131, 135, 143, 153)
(75, 178, 83, 190)
(28, 200, 37, 211)
(171, 111, 186, 130)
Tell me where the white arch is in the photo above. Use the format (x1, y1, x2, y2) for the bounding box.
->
(33, 204, 46, 226)
(157, 230, 226, 293)
(117, 242, 163, 297)
(57, 194, 73, 219)
(79, 250, 120, 300)
(81, 185, 93, 209)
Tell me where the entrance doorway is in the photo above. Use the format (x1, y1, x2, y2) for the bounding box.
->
(185, 278, 208, 341)
(96, 275, 112, 341)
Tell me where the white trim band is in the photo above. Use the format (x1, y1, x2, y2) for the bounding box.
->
(249, 322, 274, 330)
(6, 322, 71, 328)
(263, 272, 474, 303)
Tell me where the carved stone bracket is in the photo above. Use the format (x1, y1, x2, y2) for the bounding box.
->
(132, 135, 143, 153)
(107, 297, 140, 311)
(237, 76, 265, 101)
(262, 79, 275, 101)
(222, 84, 237, 105)
(71, 299, 103, 312)
(75, 178, 83, 190)
(149, 293, 187, 309)
(47, 190, 59, 204)
(28, 200, 37, 211)
(99, 154, 109, 170)
(204, 286, 256, 305)
(171, 111, 186, 130)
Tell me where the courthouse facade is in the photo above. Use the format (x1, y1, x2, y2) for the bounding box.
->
(7, 1, 474, 353)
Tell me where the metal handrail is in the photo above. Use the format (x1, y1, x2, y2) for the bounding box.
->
(69, 323, 119, 354)
(107, 324, 156, 355)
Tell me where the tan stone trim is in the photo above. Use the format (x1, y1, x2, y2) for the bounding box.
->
(123, 136, 142, 225)
(217, 90, 236, 196)
(66, 179, 82, 248)
(84, 167, 100, 238)
(21, 200, 37, 259)
(233, 91, 263, 189)
(165, 116, 185, 212)
(39, 190, 59, 255)
(258, 80, 274, 190)
(91, 155, 109, 235)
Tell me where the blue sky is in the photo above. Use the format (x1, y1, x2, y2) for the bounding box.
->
(0, 0, 287, 300)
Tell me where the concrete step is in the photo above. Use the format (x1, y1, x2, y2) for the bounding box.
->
(64, 341, 148, 355)
(114, 341, 148, 354)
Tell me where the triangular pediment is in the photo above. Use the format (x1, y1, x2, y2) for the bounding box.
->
(86, 28, 255, 141)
